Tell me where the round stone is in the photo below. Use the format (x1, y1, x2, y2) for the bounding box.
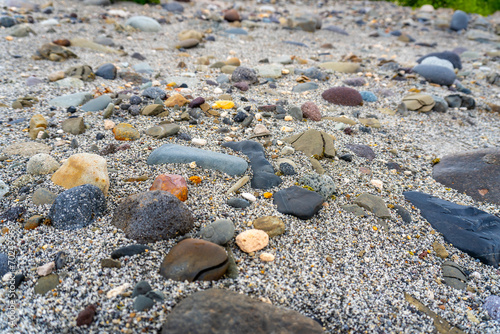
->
(235, 229, 269, 253)
(322, 87, 363, 106)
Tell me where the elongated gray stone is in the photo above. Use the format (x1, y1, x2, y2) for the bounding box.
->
(147, 144, 248, 176)
(81, 95, 112, 112)
(48, 92, 93, 108)
(125, 16, 161, 32)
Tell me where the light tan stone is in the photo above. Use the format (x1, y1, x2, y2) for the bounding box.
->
(51, 153, 109, 195)
(37, 262, 55, 277)
(260, 253, 275, 262)
(235, 229, 269, 253)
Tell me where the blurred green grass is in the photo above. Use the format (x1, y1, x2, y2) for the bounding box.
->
(387, 0, 499, 16)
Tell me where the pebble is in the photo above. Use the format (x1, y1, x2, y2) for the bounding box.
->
(37, 262, 55, 277)
(111, 245, 150, 259)
(125, 16, 161, 32)
(198, 219, 235, 245)
(253, 216, 285, 237)
(112, 123, 140, 141)
(26, 153, 60, 175)
(150, 174, 188, 201)
(236, 229, 269, 253)
(322, 87, 363, 106)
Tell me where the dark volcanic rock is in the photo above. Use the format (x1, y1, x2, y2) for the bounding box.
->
(159, 238, 228, 282)
(404, 191, 500, 267)
(433, 148, 500, 205)
(222, 141, 281, 189)
(111, 191, 194, 243)
(161, 289, 324, 334)
(48, 184, 106, 230)
(273, 186, 323, 220)
(0, 206, 26, 222)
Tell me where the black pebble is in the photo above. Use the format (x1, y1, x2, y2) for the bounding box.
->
(67, 106, 77, 114)
(234, 111, 247, 122)
(54, 251, 67, 270)
(14, 274, 26, 289)
(111, 245, 151, 259)
(339, 154, 353, 162)
(129, 96, 142, 105)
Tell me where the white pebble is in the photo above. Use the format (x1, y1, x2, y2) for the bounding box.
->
(106, 283, 130, 299)
(214, 87, 223, 94)
(192, 138, 207, 146)
(2, 272, 12, 282)
(281, 146, 295, 155)
(371, 179, 384, 190)
(241, 192, 256, 202)
(189, 161, 197, 168)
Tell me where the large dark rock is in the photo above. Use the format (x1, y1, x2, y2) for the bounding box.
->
(48, 184, 106, 230)
(274, 186, 323, 220)
(159, 239, 228, 282)
(433, 148, 500, 205)
(403, 191, 500, 267)
(161, 289, 324, 334)
(111, 191, 194, 243)
(222, 141, 281, 189)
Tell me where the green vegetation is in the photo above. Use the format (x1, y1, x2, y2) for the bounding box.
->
(389, 0, 500, 16)
(115, 0, 160, 4)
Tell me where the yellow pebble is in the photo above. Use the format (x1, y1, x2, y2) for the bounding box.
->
(263, 192, 272, 199)
(6, 36, 14, 41)
(212, 100, 235, 109)
(372, 226, 378, 231)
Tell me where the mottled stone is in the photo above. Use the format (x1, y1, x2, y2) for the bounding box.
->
(322, 87, 363, 106)
(150, 174, 188, 201)
(236, 229, 269, 253)
(252, 216, 285, 237)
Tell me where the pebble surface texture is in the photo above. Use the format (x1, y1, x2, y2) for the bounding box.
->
(0, 0, 499, 333)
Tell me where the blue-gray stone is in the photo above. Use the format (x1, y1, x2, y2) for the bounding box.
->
(197, 219, 235, 245)
(403, 191, 500, 267)
(231, 67, 258, 84)
(142, 87, 166, 99)
(227, 198, 250, 208)
(162, 2, 184, 12)
(274, 186, 323, 220)
(431, 95, 449, 112)
(95, 63, 117, 80)
(322, 25, 348, 35)
(483, 296, 500, 321)
(134, 295, 155, 311)
(48, 184, 106, 230)
(224, 28, 248, 35)
(450, 10, 468, 31)
(132, 281, 152, 297)
(417, 51, 462, 69)
(0, 253, 9, 277)
(287, 105, 302, 120)
(346, 144, 375, 161)
(0, 16, 16, 28)
(360, 91, 377, 102)
(412, 64, 456, 86)
(216, 75, 229, 84)
(49, 92, 93, 108)
(295, 67, 329, 81)
(292, 82, 319, 93)
(81, 95, 112, 112)
(125, 16, 161, 32)
(279, 162, 296, 175)
(133, 62, 153, 74)
(420, 56, 454, 71)
(145, 290, 165, 301)
(147, 144, 248, 176)
(222, 141, 281, 189)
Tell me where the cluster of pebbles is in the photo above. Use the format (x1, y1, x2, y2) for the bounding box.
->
(0, 0, 500, 333)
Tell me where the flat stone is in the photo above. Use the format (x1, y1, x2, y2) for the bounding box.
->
(274, 186, 323, 220)
(125, 16, 161, 32)
(420, 56, 454, 71)
(111, 190, 194, 243)
(101, 258, 121, 269)
(402, 93, 436, 112)
(442, 261, 467, 290)
(150, 174, 187, 201)
(32, 188, 57, 205)
(432, 148, 500, 205)
(161, 289, 323, 334)
(71, 38, 122, 55)
(76, 305, 97, 327)
(132, 281, 152, 297)
(81, 95, 112, 112)
(404, 191, 500, 267)
(34, 274, 59, 295)
(319, 62, 360, 73)
(37, 262, 55, 276)
(231, 67, 258, 84)
(222, 141, 281, 189)
(134, 295, 155, 311)
(412, 64, 456, 86)
(48, 92, 93, 108)
(292, 82, 319, 93)
(353, 192, 391, 219)
(54, 77, 84, 88)
(341, 204, 366, 217)
(111, 245, 150, 259)
(159, 238, 228, 282)
(48, 184, 106, 230)
(252, 216, 285, 237)
(62, 117, 86, 135)
(148, 144, 248, 176)
(197, 219, 235, 245)
(254, 64, 283, 79)
(236, 229, 269, 253)
(95, 63, 117, 79)
(227, 197, 250, 208)
(432, 241, 449, 259)
(282, 129, 335, 159)
(346, 144, 376, 161)
(141, 104, 164, 116)
(51, 153, 109, 195)
(322, 87, 363, 106)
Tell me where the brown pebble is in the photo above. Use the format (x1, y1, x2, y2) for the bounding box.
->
(76, 304, 97, 326)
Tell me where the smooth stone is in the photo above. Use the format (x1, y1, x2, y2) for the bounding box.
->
(197, 219, 235, 245)
(393, 205, 412, 223)
(146, 124, 179, 139)
(282, 129, 335, 159)
(132, 281, 152, 297)
(148, 144, 248, 176)
(133, 62, 153, 74)
(134, 295, 155, 311)
(37, 262, 55, 276)
(26, 76, 43, 86)
(150, 174, 187, 201)
(48, 184, 106, 230)
(254, 64, 283, 79)
(81, 95, 112, 112)
(176, 38, 199, 49)
(76, 305, 97, 327)
(101, 258, 121, 269)
(103, 103, 114, 119)
(252, 216, 285, 237)
(432, 148, 500, 205)
(299, 173, 336, 200)
(141, 104, 164, 116)
(402, 93, 436, 112)
(142, 87, 167, 100)
(145, 290, 165, 302)
(359, 118, 381, 128)
(404, 191, 500, 267)
(32, 188, 57, 205)
(51, 153, 109, 195)
(322, 87, 363, 106)
(227, 197, 250, 208)
(159, 238, 228, 282)
(62, 117, 86, 135)
(431, 95, 449, 113)
(273, 186, 323, 220)
(125, 16, 161, 32)
(319, 62, 360, 73)
(222, 141, 281, 189)
(420, 56, 454, 71)
(433, 241, 449, 259)
(292, 82, 319, 93)
(161, 289, 324, 334)
(54, 77, 84, 89)
(34, 274, 59, 295)
(111, 190, 194, 243)
(346, 144, 376, 161)
(412, 64, 456, 86)
(49, 92, 93, 108)
(236, 229, 269, 253)
(95, 63, 117, 80)
(70, 38, 123, 55)
(287, 105, 303, 120)
(353, 192, 391, 219)
(295, 67, 329, 81)
(301, 101, 321, 121)
(450, 10, 468, 31)
(113, 123, 140, 141)
(111, 245, 150, 259)
(417, 51, 462, 69)
(227, 176, 250, 194)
